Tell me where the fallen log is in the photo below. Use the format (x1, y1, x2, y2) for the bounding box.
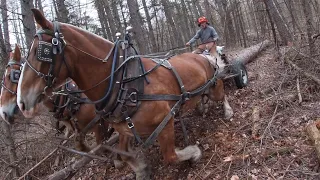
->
(48, 133, 119, 180)
(229, 40, 272, 65)
(306, 122, 320, 161)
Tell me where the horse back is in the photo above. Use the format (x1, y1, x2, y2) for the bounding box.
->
(141, 52, 214, 94)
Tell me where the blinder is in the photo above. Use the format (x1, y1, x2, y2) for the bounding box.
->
(37, 41, 54, 63)
(6, 61, 22, 84)
(1, 61, 22, 95)
(10, 69, 21, 83)
(24, 22, 66, 89)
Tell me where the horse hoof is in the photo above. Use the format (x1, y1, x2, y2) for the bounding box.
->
(191, 145, 202, 162)
(224, 111, 234, 120)
(113, 159, 125, 169)
(135, 166, 151, 180)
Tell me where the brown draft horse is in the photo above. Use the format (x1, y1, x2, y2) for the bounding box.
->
(17, 9, 234, 179)
(0, 45, 106, 152)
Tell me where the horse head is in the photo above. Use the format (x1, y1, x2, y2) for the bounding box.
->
(18, 8, 114, 118)
(0, 44, 22, 123)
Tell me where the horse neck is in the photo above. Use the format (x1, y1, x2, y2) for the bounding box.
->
(62, 24, 115, 101)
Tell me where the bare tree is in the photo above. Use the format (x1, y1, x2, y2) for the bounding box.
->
(55, 0, 69, 23)
(141, 0, 157, 52)
(20, 0, 36, 47)
(301, 0, 316, 55)
(1, 0, 11, 52)
(263, 0, 292, 45)
(0, 22, 8, 63)
(127, 0, 147, 53)
(161, 0, 183, 48)
(94, 0, 109, 39)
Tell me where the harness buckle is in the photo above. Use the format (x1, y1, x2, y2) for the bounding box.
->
(128, 122, 134, 129)
(52, 38, 59, 46)
(128, 91, 137, 103)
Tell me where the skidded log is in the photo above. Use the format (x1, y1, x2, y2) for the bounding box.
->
(230, 40, 272, 65)
(306, 122, 320, 161)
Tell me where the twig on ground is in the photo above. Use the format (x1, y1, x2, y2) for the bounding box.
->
(226, 161, 232, 179)
(17, 134, 74, 180)
(296, 76, 302, 104)
(263, 164, 276, 180)
(58, 145, 109, 161)
(260, 103, 279, 149)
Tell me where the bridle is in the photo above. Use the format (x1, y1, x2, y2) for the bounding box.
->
(24, 22, 67, 93)
(1, 60, 22, 95)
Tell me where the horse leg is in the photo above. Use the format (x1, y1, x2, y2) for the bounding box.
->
(223, 95, 233, 120)
(118, 133, 150, 180)
(158, 118, 201, 164)
(209, 79, 234, 120)
(72, 119, 90, 152)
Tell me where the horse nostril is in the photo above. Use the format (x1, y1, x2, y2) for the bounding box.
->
(20, 102, 26, 111)
(3, 112, 7, 119)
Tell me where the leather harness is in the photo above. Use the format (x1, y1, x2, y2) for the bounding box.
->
(24, 21, 219, 148)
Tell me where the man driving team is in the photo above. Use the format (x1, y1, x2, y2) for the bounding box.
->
(186, 16, 219, 56)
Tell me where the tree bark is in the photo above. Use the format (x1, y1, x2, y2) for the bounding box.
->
(161, 0, 183, 48)
(141, 0, 157, 52)
(94, 0, 109, 39)
(111, 0, 122, 32)
(127, 0, 147, 53)
(55, 0, 69, 23)
(263, 0, 292, 45)
(0, 121, 20, 178)
(1, 0, 11, 52)
(232, 40, 272, 65)
(20, 0, 36, 47)
(0, 22, 8, 64)
(301, 0, 316, 55)
(102, 0, 117, 41)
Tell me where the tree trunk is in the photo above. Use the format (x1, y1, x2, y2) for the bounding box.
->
(0, 121, 20, 178)
(127, 0, 147, 54)
(141, 0, 157, 53)
(264, 0, 279, 50)
(161, 0, 183, 48)
(284, 0, 301, 34)
(111, 0, 122, 32)
(0, 24, 8, 64)
(37, 0, 44, 13)
(55, 0, 69, 23)
(102, 0, 117, 41)
(236, 1, 247, 47)
(20, 0, 36, 47)
(94, 0, 109, 39)
(301, 0, 316, 55)
(263, 0, 292, 45)
(1, 0, 12, 52)
(232, 40, 272, 65)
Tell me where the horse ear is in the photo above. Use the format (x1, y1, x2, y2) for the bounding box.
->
(31, 8, 52, 29)
(13, 44, 21, 62)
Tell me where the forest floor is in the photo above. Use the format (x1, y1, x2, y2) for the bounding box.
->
(1, 45, 320, 180)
